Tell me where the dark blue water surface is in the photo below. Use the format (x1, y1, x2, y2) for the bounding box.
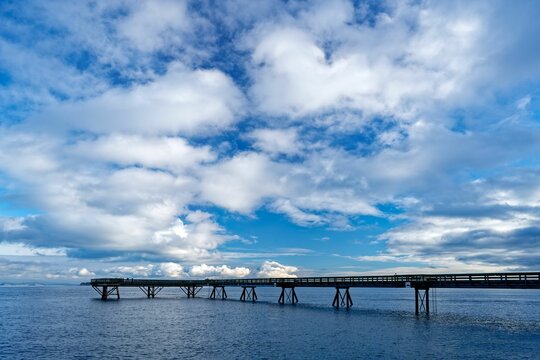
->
(1, 286, 539, 359)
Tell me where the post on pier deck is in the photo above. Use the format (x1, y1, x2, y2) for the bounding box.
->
(278, 286, 298, 305)
(332, 287, 353, 309)
(209, 286, 227, 300)
(414, 287, 430, 315)
(240, 286, 257, 302)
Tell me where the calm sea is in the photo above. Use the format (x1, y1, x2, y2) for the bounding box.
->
(0, 286, 538, 359)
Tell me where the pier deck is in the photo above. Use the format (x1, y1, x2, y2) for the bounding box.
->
(87, 272, 540, 314)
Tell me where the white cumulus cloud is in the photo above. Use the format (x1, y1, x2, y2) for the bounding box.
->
(257, 261, 298, 278)
(28, 64, 244, 136)
(190, 264, 250, 278)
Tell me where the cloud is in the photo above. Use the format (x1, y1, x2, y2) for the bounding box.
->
(0, 242, 66, 257)
(0, 37, 106, 111)
(28, 64, 244, 136)
(257, 260, 298, 278)
(2, 0, 540, 277)
(0, 0, 210, 118)
(90, 262, 252, 279)
(190, 264, 250, 278)
(247, 128, 301, 156)
(198, 147, 381, 223)
(108, 262, 186, 278)
(0, 126, 237, 260)
(0, 61, 245, 262)
(158, 262, 185, 278)
(69, 267, 95, 277)
(0, 218, 27, 232)
(360, 168, 540, 271)
(199, 152, 286, 213)
(71, 135, 215, 173)
(116, 0, 190, 52)
(109, 265, 156, 277)
(269, 199, 324, 226)
(245, 0, 540, 132)
(6, 207, 235, 262)
(247, 6, 483, 119)
(516, 95, 531, 111)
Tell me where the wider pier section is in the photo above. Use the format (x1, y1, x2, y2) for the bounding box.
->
(87, 272, 540, 315)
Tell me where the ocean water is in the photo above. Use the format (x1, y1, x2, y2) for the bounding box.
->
(0, 286, 539, 359)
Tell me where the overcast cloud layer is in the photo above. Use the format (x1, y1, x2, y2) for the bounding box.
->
(1, 0, 540, 282)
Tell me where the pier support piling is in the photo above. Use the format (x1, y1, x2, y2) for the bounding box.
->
(415, 287, 430, 315)
(209, 286, 227, 300)
(181, 286, 202, 298)
(278, 286, 298, 305)
(93, 285, 120, 301)
(139, 286, 163, 298)
(240, 286, 257, 302)
(332, 287, 353, 309)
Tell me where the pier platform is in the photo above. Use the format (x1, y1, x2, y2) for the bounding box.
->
(87, 272, 540, 314)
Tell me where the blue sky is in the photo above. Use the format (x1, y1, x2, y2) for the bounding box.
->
(1, 0, 540, 282)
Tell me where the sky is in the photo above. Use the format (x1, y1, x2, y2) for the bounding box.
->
(1, 0, 540, 283)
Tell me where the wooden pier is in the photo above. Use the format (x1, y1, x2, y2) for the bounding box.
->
(87, 272, 540, 315)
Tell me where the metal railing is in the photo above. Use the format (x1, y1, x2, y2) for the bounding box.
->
(90, 272, 540, 288)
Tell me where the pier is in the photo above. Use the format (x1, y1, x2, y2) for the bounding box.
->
(87, 272, 540, 315)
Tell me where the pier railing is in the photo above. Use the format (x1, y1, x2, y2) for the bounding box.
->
(90, 272, 540, 288)
(207, 272, 540, 288)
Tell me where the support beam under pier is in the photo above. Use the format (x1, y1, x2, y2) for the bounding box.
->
(139, 286, 163, 298)
(278, 286, 298, 305)
(332, 287, 353, 309)
(93, 285, 120, 301)
(209, 286, 227, 300)
(181, 286, 202, 298)
(240, 286, 257, 302)
(415, 287, 430, 315)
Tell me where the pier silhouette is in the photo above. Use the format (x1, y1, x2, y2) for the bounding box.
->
(87, 272, 540, 315)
